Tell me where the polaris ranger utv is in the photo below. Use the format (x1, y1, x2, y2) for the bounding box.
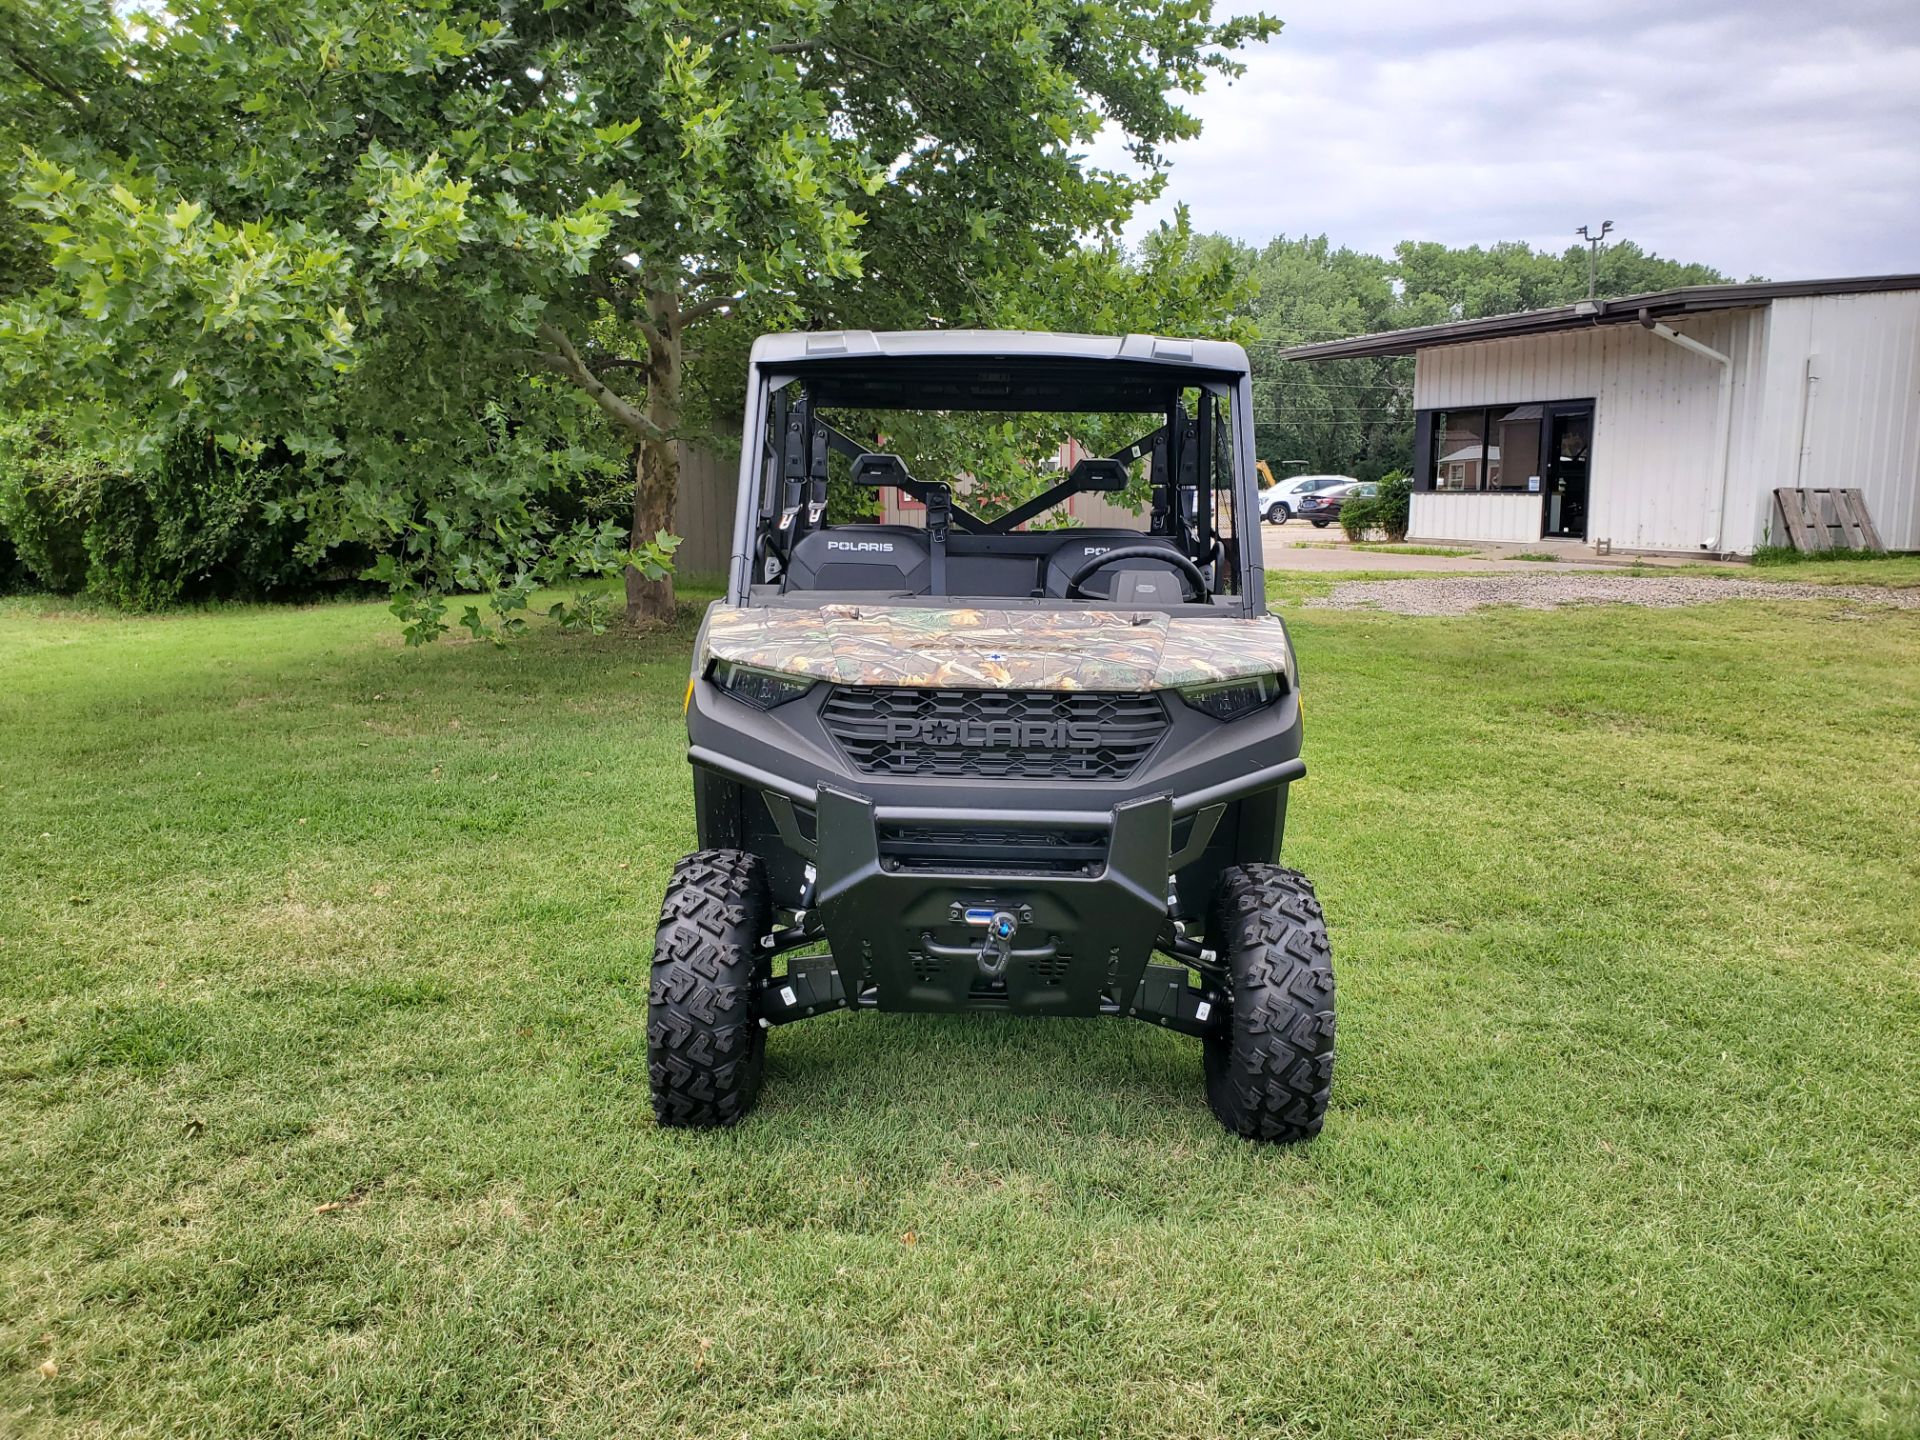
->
(653, 331, 1333, 1142)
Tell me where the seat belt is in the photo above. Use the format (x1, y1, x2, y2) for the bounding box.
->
(925, 483, 951, 597)
(806, 423, 829, 529)
(773, 397, 809, 582)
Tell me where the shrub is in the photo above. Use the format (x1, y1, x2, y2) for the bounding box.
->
(1340, 471, 1411, 543)
(1338, 494, 1377, 542)
(0, 413, 333, 606)
(0, 412, 110, 593)
(1373, 472, 1411, 541)
(0, 399, 639, 614)
(83, 433, 314, 610)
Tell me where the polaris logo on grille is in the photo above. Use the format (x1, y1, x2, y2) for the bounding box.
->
(826, 540, 895, 553)
(823, 687, 1165, 780)
(884, 717, 1106, 749)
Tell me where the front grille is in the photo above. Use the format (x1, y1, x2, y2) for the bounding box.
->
(878, 823, 1106, 875)
(821, 687, 1168, 780)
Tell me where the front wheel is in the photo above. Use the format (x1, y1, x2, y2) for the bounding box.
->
(1266, 503, 1290, 524)
(1203, 865, 1335, 1142)
(648, 849, 771, 1128)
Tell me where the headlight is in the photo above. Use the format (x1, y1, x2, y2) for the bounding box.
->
(1177, 673, 1282, 721)
(710, 659, 815, 710)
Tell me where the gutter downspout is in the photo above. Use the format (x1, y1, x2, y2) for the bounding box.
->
(1639, 308, 1735, 552)
(1790, 352, 1820, 489)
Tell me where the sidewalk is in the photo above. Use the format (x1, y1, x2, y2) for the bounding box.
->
(1261, 528, 1743, 576)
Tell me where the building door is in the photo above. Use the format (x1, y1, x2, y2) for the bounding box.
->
(1542, 404, 1592, 539)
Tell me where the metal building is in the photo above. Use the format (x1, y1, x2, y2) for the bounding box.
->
(1283, 274, 1920, 555)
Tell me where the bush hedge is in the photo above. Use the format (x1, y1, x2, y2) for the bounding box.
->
(0, 413, 335, 605)
(1339, 471, 1411, 542)
(0, 412, 107, 593)
(84, 433, 327, 610)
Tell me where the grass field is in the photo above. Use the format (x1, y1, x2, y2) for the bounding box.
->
(1344, 543, 1482, 558)
(3, 575, 1918, 1438)
(1620, 553, 1920, 589)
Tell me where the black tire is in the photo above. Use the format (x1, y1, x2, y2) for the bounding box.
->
(1311, 518, 1330, 528)
(648, 849, 771, 1127)
(1203, 865, 1335, 1142)
(1266, 503, 1290, 524)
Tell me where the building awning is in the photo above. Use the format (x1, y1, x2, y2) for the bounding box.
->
(1279, 272, 1920, 361)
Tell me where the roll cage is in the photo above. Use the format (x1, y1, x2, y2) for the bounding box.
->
(725, 332, 1267, 615)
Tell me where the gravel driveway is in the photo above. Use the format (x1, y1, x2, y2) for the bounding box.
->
(1311, 574, 1920, 616)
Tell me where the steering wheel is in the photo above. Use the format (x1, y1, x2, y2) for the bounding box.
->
(1064, 545, 1210, 602)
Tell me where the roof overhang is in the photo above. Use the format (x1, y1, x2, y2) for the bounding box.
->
(752, 329, 1249, 373)
(748, 330, 1251, 411)
(1280, 273, 1920, 361)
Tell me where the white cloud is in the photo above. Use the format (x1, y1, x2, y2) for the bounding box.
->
(1094, 0, 1920, 279)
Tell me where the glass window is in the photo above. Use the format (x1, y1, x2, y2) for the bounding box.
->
(1432, 410, 1488, 491)
(1494, 405, 1540, 492)
(1425, 404, 1567, 493)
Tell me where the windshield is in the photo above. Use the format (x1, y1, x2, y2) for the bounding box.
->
(744, 366, 1248, 609)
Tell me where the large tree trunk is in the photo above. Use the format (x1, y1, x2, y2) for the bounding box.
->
(626, 299, 681, 625)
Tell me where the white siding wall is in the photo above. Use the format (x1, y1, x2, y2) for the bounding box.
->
(1414, 309, 1770, 553)
(1735, 292, 1920, 550)
(1408, 492, 1542, 543)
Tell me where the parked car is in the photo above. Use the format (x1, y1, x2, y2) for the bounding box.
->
(1296, 480, 1378, 528)
(1258, 472, 1357, 524)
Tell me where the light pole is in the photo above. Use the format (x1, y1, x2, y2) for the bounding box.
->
(1576, 221, 1614, 300)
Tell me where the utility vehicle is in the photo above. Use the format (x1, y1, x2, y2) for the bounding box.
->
(652, 331, 1334, 1141)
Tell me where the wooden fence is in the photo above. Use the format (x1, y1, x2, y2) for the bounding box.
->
(673, 443, 740, 581)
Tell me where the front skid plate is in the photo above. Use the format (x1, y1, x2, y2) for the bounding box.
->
(809, 785, 1174, 1015)
(759, 953, 1224, 1037)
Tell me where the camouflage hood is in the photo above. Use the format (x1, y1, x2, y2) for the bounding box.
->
(699, 604, 1296, 691)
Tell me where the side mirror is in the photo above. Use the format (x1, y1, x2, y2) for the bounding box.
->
(1067, 457, 1130, 492)
(850, 452, 911, 488)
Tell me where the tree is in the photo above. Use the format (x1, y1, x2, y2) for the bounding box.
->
(1393, 238, 1730, 323)
(1, 0, 1277, 632)
(1235, 234, 1406, 482)
(819, 208, 1261, 524)
(1241, 234, 1735, 480)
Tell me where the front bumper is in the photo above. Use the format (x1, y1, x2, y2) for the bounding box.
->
(688, 743, 1303, 1018)
(810, 784, 1172, 1014)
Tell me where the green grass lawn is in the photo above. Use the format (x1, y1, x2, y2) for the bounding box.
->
(3, 580, 1918, 1438)
(1345, 543, 1483, 558)
(1607, 552, 1920, 588)
(1743, 552, 1920, 587)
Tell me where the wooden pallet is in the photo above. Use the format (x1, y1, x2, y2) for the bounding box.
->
(1771, 488, 1885, 553)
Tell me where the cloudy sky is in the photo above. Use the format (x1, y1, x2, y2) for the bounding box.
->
(1096, 0, 1920, 280)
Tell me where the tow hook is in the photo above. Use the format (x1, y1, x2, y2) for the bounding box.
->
(975, 911, 1019, 978)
